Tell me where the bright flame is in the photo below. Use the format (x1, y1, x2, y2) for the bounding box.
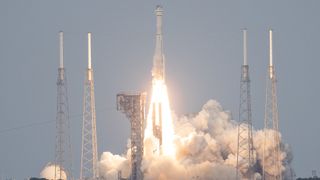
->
(144, 79, 175, 156)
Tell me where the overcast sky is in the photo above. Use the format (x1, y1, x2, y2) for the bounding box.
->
(0, 0, 319, 179)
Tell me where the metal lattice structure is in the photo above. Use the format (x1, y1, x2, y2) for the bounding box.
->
(80, 32, 99, 180)
(236, 29, 254, 180)
(55, 31, 73, 180)
(117, 93, 146, 180)
(263, 30, 282, 180)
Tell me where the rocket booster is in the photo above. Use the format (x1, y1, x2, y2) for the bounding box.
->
(152, 5, 165, 81)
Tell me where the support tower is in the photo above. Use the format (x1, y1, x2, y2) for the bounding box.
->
(55, 31, 73, 180)
(117, 93, 146, 180)
(236, 29, 254, 180)
(263, 29, 282, 180)
(80, 32, 99, 180)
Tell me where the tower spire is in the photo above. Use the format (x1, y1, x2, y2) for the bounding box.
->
(236, 29, 254, 180)
(152, 5, 165, 81)
(80, 32, 98, 180)
(269, 29, 273, 79)
(243, 29, 248, 66)
(88, 32, 92, 70)
(59, 31, 64, 69)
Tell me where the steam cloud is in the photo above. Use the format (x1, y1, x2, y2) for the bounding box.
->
(40, 163, 67, 180)
(99, 99, 293, 180)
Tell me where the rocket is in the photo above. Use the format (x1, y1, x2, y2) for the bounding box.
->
(150, 5, 165, 152)
(152, 5, 165, 81)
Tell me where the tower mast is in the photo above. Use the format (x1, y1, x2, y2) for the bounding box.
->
(55, 31, 73, 180)
(263, 29, 282, 180)
(80, 32, 99, 180)
(236, 29, 254, 180)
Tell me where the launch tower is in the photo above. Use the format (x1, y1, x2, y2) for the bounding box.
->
(117, 93, 146, 180)
(236, 29, 254, 180)
(80, 33, 99, 180)
(54, 31, 73, 180)
(263, 29, 282, 180)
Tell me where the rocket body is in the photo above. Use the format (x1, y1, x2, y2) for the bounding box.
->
(152, 5, 165, 81)
(145, 5, 175, 156)
(150, 5, 165, 153)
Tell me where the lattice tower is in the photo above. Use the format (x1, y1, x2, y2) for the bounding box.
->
(55, 31, 74, 180)
(80, 32, 99, 180)
(236, 29, 254, 180)
(263, 29, 282, 180)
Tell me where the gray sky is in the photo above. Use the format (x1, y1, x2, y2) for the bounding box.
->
(0, 0, 319, 179)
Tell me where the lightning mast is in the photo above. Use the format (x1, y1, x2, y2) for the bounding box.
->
(117, 92, 147, 180)
(263, 29, 282, 180)
(54, 31, 73, 180)
(236, 29, 254, 180)
(80, 32, 99, 180)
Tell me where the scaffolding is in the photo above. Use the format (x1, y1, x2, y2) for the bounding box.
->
(117, 92, 146, 180)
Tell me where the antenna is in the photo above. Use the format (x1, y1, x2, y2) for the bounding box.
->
(269, 29, 273, 79)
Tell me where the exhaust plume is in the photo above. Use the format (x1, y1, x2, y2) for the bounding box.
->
(99, 99, 293, 179)
(40, 163, 67, 180)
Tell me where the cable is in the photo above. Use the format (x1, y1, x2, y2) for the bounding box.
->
(0, 106, 115, 134)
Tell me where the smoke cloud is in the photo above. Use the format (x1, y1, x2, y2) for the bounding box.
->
(40, 163, 67, 180)
(99, 99, 293, 180)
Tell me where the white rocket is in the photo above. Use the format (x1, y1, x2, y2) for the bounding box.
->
(152, 5, 165, 81)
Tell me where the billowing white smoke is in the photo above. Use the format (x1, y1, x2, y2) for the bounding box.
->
(99, 140, 131, 179)
(99, 99, 293, 180)
(40, 163, 67, 180)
